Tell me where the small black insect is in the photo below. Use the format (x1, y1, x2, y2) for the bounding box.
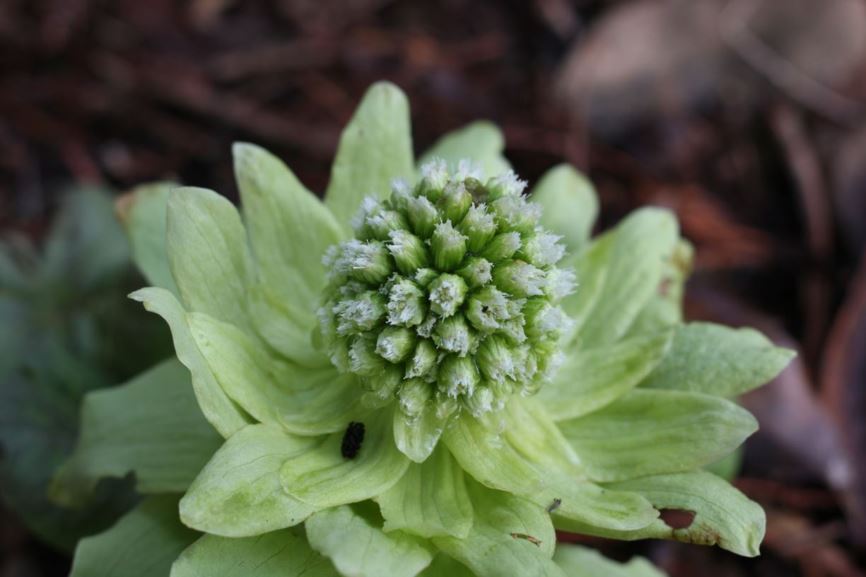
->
(341, 421, 365, 459)
(546, 498, 562, 513)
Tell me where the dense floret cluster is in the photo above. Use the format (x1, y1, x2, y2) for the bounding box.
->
(318, 160, 575, 418)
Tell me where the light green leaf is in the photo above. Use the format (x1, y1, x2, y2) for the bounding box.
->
(443, 398, 579, 495)
(187, 312, 361, 435)
(641, 322, 795, 397)
(532, 164, 598, 253)
(130, 287, 249, 438)
(577, 208, 678, 346)
(558, 389, 758, 482)
(530, 479, 660, 535)
(53, 359, 221, 504)
(247, 281, 329, 368)
(306, 505, 433, 577)
(393, 400, 450, 463)
(117, 182, 179, 294)
(604, 471, 766, 557)
(280, 409, 410, 508)
(540, 331, 672, 421)
(433, 480, 563, 577)
(70, 496, 198, 577)
(553, 545, 665, 577)
(179, 423, 318, 537)
(558, 231, 612, 336)
(171, 528, 338, 577)
(165, 187, 250, 328)
(444, 399, 657, 533)
(234, 143, 343, 328)
(418, 555, 475, 577)
(325, 82, 414, 229)
(418, 121, 509, 178)
(377, 445, 473, 539)
(626, 240, 692, 337)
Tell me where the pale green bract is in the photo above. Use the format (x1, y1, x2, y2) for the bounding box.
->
(63, 82, 794, 577)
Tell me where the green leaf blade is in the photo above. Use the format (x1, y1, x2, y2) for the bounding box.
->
(604, 471, 766, 557)
(130, 287, 250, 438)
(553, 545, 665, 577)
(531, 164, 598, 254)
(418, 121, 509, 178)
(641, 322, 795, 397)
(559, 389, 758, 482)
(325, 82, 414, 229)
(165, 187, 251, 328)
(171, 528, 339, 577)
(179, 423, 318, 537)
(118, 182, 179, 294)
(53, 359, 222, 503)
(541, 331, 672, 421)
(377, 445, 473, 539)
(432, 480, 564, 577)
(70, 496, 199, 577)
(306, 505, 433, 577)
(577, 208, 679, 346)
(280, 410, 410, 509)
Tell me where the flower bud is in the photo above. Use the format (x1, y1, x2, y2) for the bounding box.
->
(332, 291, 386, 335)
(459, 204, 497, 252)
(386, 278, 427, 327)
(367, 210, 409, 240)
(348, 336, 387, 377)
(387, 230, 429, 275)
(428, 273, 468, 317)
(432, 315, 472, 356)
(407, 195, 438, 238)
(418, 158, 449, 200)
(338, 240, 393, 285)
(414, 268, 438, 287)
(399, 378, 434, 417)
(476, 335, 516, 384)
(465, 386, 495, 417)
(493, 260, 546, 297)
(438, 355, 479, 398)
(465, 285, 511, 332)
(479, 232, 521, 262)
(519, 231, 565, 267)
(524, 299, 571, 342)
(430, 221, 467, 271)
(389, 178, 413, 212)
(457, 257, 492, 289)
(486, 170, 527, 200)
(544, 267, 577, 302)
(376, 326, 416, 363)
(438, 181, 472, 223)
(360, 364, 403, 408)
(491, 195, 541, 235)
(405, 339, 437, 380)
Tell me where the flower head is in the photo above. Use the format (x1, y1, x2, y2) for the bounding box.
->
(319, 162, 573, 419)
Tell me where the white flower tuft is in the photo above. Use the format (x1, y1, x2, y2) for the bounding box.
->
(545, 268, 577, 302)
(455, 159, 483, 181)
(420, 158, 450, 189)
(351, 196, 381, 232)
(525, 231, 566, 267)
(428, 275, 465, 316)
(490, 170, 527, 196)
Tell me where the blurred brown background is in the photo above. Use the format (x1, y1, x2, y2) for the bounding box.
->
(3, 0, 866, 575)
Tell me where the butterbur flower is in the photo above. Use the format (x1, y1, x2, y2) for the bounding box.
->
(65, 83, 793, 577)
